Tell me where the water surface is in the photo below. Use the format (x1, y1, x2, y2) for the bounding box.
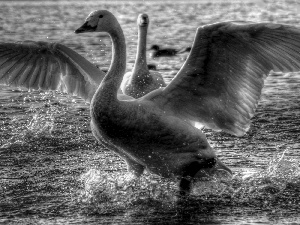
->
(0, 1, 299, 224)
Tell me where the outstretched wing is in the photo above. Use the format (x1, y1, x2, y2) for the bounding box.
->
(0, 41, 105, 103)
(153, 21, 300, 136)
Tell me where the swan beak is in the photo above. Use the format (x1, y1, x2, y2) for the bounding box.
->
(214, 158, 233, 178)
(140, 22, 148, 27)
(194, 158, 233, 181)
(75, 21, 96, 34)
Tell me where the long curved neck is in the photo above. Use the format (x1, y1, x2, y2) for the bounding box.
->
(132, 25, 149, 76)
(93, 23, 126, 105)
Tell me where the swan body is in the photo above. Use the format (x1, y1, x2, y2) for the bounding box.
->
(2, 10, 300, 196)
(120, 14, 166, 98)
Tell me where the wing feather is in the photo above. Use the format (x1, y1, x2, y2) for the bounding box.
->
(153, 21, 300, 136)
(1, 54, 29, 82)
(29, 56, 42, 90)
(47, 57, 61, 90)
(22, 55, 40, 89)
(0, 41, 105, 102)
(38, 55, 48, 90)
(6, 54, 30, 86)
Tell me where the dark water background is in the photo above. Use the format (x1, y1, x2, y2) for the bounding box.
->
(0, 0, 299, 224)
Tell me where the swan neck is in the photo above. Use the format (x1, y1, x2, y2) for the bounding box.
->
(132, 25, 148, 75)
(98, 25, 126, 101)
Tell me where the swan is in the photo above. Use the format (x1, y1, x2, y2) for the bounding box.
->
(1, 10, 300, 197)
(120, 13, 166, 98)
(149, 44, 191, 59)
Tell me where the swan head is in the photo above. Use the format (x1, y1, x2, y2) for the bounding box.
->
(137, 13, 149, 27)
(75, 10, 118, 34)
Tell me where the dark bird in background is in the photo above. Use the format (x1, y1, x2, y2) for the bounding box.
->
(147, 63, 157, 70)
(149, 44, 191, 59)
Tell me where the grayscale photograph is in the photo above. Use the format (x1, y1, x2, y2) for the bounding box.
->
(0, 0, 299, 224)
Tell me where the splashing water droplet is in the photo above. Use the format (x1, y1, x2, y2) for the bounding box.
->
(77, 169, 178, 214)
(0, 92, 69, 148)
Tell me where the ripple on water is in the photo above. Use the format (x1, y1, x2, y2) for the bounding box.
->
(1, 1, 300, 223)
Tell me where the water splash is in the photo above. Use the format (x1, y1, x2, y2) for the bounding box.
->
(231, 149, 300, 202)
(0, 91, 68, 148)
(190, 149, 300, 208)
(78, 169, 178, 214)
(78, 149, 299, 214)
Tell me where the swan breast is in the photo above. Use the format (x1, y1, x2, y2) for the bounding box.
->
(121, 70, 165, 98)
(90, 99, 216, 178)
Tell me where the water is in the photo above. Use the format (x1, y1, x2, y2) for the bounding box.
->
(0, 0, 300, 224)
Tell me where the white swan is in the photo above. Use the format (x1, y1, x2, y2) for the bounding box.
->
(120, 13, 166, 98)
(1, 10, 300, 197)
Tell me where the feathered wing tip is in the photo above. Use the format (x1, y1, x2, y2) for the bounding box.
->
(155, 21, 300, 136)
(0, 41, 105, 103)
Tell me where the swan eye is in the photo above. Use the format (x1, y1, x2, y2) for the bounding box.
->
(99, 15, 103, 18)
